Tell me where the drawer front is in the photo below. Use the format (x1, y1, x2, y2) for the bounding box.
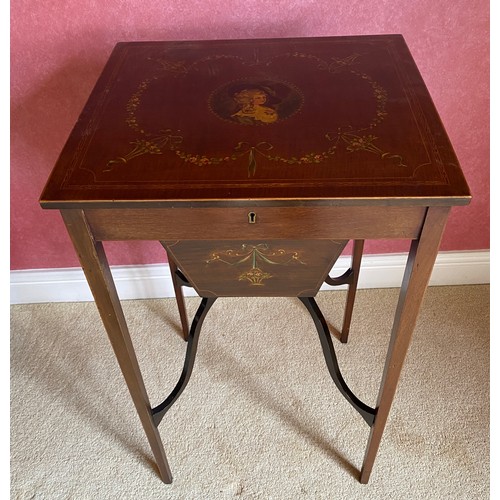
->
(84, 205, 426, 241)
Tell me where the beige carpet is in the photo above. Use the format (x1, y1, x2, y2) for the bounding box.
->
(11, 286, 489, 499)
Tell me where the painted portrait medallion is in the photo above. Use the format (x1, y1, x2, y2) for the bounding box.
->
(209, 79, 303, 126)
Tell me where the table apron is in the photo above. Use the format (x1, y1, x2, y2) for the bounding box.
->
(83, 206, 428, 241)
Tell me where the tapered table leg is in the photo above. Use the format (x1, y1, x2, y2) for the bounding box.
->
(340, 239, 364, 343)
(359, 206, 450, 483)
(161, 243, 190, 341)
(62, 209, 173, 484)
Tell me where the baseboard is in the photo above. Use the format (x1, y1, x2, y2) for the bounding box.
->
(10, 250, 490, 305)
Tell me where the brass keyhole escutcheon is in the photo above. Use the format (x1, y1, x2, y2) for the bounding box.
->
(248, 212, 257, 224)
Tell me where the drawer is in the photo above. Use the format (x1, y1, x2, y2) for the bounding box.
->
(84, 205, 426, 241)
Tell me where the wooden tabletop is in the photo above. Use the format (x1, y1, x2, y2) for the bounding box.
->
(40, 35, 471, 209)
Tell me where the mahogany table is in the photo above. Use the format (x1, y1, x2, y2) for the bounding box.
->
(40, 35, 471, 484)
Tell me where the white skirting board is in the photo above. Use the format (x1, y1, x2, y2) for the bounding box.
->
(10, 250, 490, 305)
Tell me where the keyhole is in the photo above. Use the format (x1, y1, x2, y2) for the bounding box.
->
(248, 212, 257, 224)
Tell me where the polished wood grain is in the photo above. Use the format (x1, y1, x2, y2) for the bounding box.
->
(341, 239, 364, 343)
(360, 206, 450, 483)
(84, 206, 427, 241)
(61, 209, 173, 483)
(161, 244, 190, 341)
(164, 239, 348, 297)
(39, 35, 471, 486)
(40, 35, 470, 209)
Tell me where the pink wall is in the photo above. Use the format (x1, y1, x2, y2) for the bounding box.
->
(11, 0, 489, 270)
